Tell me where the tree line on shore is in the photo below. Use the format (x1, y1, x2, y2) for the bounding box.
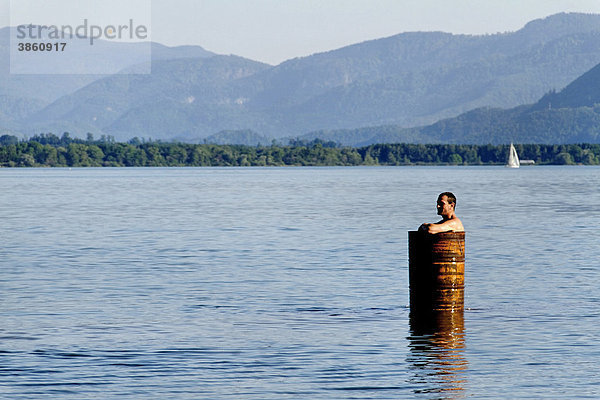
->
(0, 133, 599, 167)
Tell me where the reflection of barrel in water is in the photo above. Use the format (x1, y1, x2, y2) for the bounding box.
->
(407, 309, 467, 396)
(408, 231, 465, 311)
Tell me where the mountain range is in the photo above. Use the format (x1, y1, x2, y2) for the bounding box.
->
(2, 12, 600, 144)
(298, 54, 600, 145)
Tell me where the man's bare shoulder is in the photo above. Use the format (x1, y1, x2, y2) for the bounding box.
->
(430, 217, 465, 233)
(435, 217, 464, 232)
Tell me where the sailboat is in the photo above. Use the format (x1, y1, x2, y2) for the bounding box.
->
(506, 143, 520, 168)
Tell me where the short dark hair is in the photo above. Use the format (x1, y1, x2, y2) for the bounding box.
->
(438, 192, 457, 207)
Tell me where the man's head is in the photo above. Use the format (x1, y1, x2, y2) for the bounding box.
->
(437, 192, 457, 216)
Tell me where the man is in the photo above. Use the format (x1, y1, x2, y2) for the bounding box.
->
(419, 192, 464, 234)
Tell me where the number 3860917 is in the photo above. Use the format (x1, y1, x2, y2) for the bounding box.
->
(17, 42, 67, 51)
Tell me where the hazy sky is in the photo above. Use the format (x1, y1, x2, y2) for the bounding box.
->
(2, 0, 600, 65)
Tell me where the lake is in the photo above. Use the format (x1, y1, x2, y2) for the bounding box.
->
(1, 166, 599, 399)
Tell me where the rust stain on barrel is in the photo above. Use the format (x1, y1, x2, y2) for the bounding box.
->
(409, 231, 465, 311)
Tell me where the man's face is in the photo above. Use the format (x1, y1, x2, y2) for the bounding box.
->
(437, 195, 454, 216)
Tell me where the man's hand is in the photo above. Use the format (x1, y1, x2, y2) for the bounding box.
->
(419, 223, 431, 232)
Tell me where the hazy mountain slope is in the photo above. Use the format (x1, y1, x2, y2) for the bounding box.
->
(26, 55, 271, 140)
(255, 27, 600, 133)
(248, 12, 600, 110)
(304, 60, 600, 145)
(415, 59, 600, 144)
(0, 27, 215, 133)
(535, 62, 600, 109)
(203, 129, 272, 145)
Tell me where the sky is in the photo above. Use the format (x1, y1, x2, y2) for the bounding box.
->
(2, 0, 600, 65)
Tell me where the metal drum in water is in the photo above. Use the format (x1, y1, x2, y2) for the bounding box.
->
(408, 231, 465, 311)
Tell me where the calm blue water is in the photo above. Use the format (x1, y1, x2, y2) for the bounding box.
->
(1, 167, 599, 399)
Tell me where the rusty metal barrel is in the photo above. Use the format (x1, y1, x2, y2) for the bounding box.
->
(408, 231, 465, 311)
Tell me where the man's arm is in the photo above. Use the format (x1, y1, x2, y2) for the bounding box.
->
(420, 219, 463, 234)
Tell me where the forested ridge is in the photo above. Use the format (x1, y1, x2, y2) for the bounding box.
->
(1, 134, 599, 167)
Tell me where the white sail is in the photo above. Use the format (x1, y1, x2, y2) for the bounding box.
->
(506, 143, 520, 168)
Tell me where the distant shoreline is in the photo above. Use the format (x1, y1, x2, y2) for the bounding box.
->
(1, 134, 598, 167)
